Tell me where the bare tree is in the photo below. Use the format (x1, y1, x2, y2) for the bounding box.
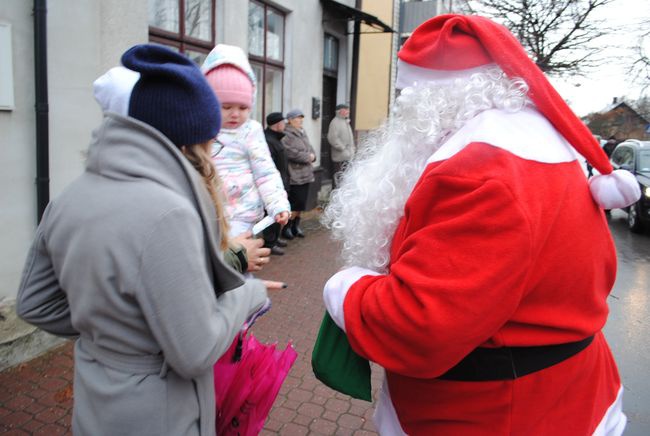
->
(469, 0, 616, 76)
(629, 23, 650, 93)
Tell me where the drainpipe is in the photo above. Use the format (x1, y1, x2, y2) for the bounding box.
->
(34, 0, 49, 223)
(349, 0, 362, 131)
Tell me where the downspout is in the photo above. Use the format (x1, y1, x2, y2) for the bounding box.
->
(34, 0, 49, 223)
(349, 0, 362, 131)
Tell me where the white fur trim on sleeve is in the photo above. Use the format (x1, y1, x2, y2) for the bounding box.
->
(589, 170, 641, 209)
(323, 266, 380, 332)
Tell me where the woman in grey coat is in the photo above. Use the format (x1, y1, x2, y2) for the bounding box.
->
(16, 45, 268, 436)
(281, 109, 316, 239)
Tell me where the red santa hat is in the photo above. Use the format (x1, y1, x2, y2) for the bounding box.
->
(397, 14, 640, 209)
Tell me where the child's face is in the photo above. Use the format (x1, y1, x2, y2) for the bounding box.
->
(221, 103, 251, 129)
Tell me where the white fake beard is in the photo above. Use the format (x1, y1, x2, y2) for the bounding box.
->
(321, 67, 530, 273)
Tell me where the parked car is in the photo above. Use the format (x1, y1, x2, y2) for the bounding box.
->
(609, 139, 650, 233)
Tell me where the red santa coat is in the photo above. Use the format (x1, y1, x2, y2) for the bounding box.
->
(325, 108, 624, 435)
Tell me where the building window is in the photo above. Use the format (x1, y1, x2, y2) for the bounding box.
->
(248, 1, 285, 123)
(323, 34, 339, 75)
(148, 0, 215, 66)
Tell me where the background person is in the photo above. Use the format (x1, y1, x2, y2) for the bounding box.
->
(327, 103, 355, 189)
(263, 112, 290, 255)
(321, 14, 639, 435)
(202, 44, 290, 238)
(282, 109, 316, 239)
(16, 45, 270, 436)
(603, 136, 618, 158)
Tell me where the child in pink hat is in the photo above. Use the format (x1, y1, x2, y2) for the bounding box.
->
(202, 44, 290, 242)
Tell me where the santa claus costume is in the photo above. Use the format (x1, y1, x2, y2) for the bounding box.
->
(321, 14, 640, 436)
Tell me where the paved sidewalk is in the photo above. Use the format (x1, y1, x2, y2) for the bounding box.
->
(0, 216, 384, 435)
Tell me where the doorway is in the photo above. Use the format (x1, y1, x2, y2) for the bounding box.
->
(321, 33, 340, 184)
(320, 74, 337, 183)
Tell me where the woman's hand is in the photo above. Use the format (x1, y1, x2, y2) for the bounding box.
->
(262, 280, 288, 290)
(232, 231, 271, 272)
(275, 211, 290, 226)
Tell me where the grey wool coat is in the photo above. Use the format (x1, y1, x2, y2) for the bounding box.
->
(16, 114, 267, 436)
(282, 125, 316, 185)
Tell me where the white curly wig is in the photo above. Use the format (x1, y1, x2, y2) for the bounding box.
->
(321, 66, 530, 273)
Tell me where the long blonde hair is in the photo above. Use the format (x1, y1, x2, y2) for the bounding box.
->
(181, 142, 230, 250)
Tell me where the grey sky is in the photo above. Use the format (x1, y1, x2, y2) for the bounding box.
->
(551, 0, 649, 116)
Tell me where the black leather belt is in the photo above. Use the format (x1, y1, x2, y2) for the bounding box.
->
(438, 335, 595, 381)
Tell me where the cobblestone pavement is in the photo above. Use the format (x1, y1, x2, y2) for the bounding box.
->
(0, 216, 384, 435)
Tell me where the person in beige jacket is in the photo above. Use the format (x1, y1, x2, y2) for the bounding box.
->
(327, 103, 355, 189)
(16, 45, 269, 436)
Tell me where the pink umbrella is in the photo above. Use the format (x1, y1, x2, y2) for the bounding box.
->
(213, 305, 297, 435)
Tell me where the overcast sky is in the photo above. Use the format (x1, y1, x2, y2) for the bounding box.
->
(550, 0, 649, 116)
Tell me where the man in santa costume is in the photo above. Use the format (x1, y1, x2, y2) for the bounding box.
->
(321, 14, 640, 436)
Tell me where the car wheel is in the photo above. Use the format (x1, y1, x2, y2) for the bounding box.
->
(628, 202, 645, 233)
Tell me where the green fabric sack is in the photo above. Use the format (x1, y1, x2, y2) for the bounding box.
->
(311, 312, 372, 401)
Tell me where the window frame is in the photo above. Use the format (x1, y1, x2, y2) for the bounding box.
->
(148, 0, 216, 61)
(612, 146, 634, 168)
(248, 0, 286, 124)
(323, 33, 339, 78)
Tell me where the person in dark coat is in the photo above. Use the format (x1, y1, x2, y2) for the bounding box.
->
(603, 136, 618, 158)
(263, 112, 290, 254)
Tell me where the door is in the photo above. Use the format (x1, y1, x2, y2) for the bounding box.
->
(321, 74, 337, 182)
(321, 33, 340, 184)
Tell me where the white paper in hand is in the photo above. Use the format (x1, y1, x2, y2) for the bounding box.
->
(252, 216, 275, 236)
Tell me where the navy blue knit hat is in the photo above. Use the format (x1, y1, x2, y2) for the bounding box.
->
(121, 44, 221, 147)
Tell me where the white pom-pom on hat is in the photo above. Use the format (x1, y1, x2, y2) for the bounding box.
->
(93, 66, 140, 116)
(589, 170, 641, 209)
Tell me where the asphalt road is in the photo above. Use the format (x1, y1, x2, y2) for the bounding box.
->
(602, 209, 650, 435)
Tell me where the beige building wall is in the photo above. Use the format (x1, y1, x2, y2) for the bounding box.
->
(355, 0, 395, 131)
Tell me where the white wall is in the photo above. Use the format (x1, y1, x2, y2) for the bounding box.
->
(100, 0, 149, 73)
(0, 0, 146, 302)
(0, 0, 344, 367)
(0, 0, 345, 302)
(218, 0, 248, 48)
(1, 0, 40, 302)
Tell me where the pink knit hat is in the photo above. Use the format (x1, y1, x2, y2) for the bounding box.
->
(205, 64, 253, 107)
